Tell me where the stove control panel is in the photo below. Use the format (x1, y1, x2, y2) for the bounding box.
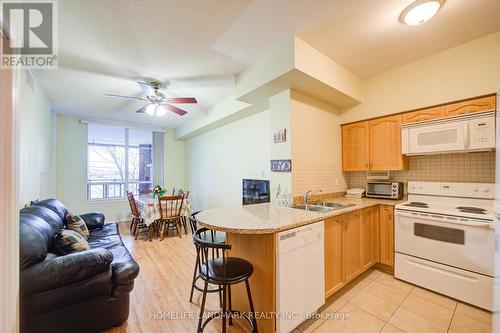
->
(408, 181, 495, 199)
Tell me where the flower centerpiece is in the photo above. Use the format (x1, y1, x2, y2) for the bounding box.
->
(152, 185, 166, 198)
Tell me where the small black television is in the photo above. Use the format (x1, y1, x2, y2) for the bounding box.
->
(242, 179, 270, 205)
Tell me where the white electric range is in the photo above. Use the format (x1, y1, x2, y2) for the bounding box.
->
(395, 181, 499, 311)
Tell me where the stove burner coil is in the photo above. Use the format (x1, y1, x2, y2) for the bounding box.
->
(456, 206, 487, 214)
(404, 202, 429, 208)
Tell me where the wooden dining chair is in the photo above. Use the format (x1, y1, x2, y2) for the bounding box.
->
(158, 195, 185, 239)
(172, 188, 190, 199)
(172, 189, 190, 233)
(127, 191, 144, 238)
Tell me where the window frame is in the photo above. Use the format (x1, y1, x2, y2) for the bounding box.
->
(86, 126, 153, 202)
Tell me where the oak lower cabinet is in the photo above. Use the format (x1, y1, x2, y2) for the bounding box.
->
(325, 206, 394, 299)
(361, 206, 379, 270)
(324, 215, 345, 298)
(344, 211, 363, 283)
(379, 205, 394, 267)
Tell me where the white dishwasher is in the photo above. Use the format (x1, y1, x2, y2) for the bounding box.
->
(276, 221, 325, 333)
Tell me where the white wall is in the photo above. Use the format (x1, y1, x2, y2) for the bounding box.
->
(185, 110, 271, 211)
(164, 129, 185, 190)
(291, 90, 347, 196)
(269, 90, 293, 203)
(340, 31, 500, 124)
(18, 70, 56, 207)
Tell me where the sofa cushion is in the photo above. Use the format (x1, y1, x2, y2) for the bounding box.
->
(21, 206, 64, 235)
(66, 213, 90, 239)
(108, 246, 140, 285)
(20, 248, 113, 294)
(20, 213, 55, 248)
(34, 199, 69, 222)
(80, 212, 105, 230)
(20, 220, 48, 269)
(89, 223, 119, 238)
(88, 234, 123, 250)
(54, 230, 90, 255)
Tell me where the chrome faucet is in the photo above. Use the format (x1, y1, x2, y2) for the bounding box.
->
(304, 189, 322, 204)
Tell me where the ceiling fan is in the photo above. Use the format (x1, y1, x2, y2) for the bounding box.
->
(105, 81, 197, 116)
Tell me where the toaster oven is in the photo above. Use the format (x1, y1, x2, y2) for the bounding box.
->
(366, 181, 404, 200)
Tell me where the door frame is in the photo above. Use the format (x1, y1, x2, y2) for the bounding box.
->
(0, 26, 21, 333)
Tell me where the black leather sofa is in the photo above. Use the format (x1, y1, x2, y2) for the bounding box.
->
(20, 199, 140, 333)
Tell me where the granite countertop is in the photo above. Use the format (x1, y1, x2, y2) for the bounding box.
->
(196, 196, 407, 234)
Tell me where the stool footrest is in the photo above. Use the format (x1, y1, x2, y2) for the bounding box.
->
(200, 310, 257, 333)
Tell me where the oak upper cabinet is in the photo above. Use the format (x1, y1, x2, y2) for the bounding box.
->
(361, 206, 379, 270)
(402, 106, 444, 124)
(344, 211, 363, 283)
(444, 95, 496, 117)
(379, 205, 394, 267)
(369, 115, 408, 171)
(324, 216, 345, 298)
(342, 121, 369, 171)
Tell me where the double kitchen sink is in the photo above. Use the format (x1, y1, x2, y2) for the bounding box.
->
(292, 201, 355, 213)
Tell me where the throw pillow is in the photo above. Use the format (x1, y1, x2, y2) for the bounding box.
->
(54, 229, 90, 255)
(66, 213, 89, 239)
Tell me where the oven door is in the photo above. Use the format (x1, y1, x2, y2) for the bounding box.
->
(395, 210, 495, 276)
(407, 119, 468, 154)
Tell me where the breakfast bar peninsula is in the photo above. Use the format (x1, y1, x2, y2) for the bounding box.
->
(196, 199, 399, 332)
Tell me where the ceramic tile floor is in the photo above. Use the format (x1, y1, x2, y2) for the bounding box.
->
(294, 269, 493, 333)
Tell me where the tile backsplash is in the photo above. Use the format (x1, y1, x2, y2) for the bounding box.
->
(346, 152, 495, 192)
(292, 163, 347, 197)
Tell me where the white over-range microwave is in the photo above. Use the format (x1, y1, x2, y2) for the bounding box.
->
(401, 110, 496, 155)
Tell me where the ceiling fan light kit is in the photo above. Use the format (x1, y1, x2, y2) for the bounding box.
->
(105, 81, 198, 117)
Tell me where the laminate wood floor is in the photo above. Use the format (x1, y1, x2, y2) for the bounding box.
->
(104, 222, 246, 333)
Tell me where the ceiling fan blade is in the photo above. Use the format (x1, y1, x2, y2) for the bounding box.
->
(166, 97, 197, 104)
(164, 104, 188, 116)
(137, 81, 156, 96)
(136, 104, 151, 113)
(106, 93, 147, 101)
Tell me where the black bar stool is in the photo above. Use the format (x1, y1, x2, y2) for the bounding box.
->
(188, 212, 226, 304)
(193, 227, 258, 333)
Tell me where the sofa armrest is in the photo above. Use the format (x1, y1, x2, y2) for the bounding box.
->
(20, 248, 113, 294)
(80, 212, 105, 230)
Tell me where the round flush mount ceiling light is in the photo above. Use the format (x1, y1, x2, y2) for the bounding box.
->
(400, 0, 444, 26)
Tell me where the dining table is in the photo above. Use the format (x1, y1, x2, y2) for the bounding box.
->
(135, 195, 192, 235)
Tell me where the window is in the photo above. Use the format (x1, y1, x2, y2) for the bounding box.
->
(87, 124, 153, 200)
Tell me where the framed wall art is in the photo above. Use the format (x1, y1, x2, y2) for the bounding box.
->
(273, 128, 287, 143)
(271, 159, 292, 172)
